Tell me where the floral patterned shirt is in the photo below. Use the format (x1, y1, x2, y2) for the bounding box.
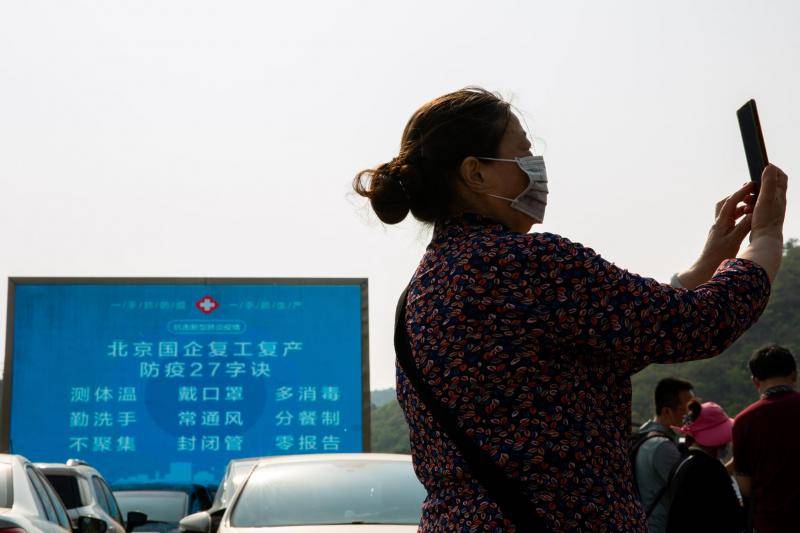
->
(396, 213, 770, 532)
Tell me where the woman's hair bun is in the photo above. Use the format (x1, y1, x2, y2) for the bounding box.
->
(353, 87, 511, 224)
(353, 157, 417, 225)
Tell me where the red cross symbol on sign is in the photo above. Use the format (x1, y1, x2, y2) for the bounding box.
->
(196, 296, 219, 314)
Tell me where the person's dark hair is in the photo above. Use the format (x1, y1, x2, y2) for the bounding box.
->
(749, 344, 797, 380)
(686, 399, 702, 422)
(654, 377, 694, 415)
(353, 87, 512, 224)
(677, 400, 703, 449)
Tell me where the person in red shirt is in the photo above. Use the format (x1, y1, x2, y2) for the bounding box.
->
(733, 344, 800, 533)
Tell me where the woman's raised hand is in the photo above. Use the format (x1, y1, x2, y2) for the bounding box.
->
(739, 164, 789, 282)
(677, 181, 757, 289)
(750, 164, 788, 242)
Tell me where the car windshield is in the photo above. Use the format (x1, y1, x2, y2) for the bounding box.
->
(230, 460, 426, 527)
(45, 474, 84, 509)
(114, 491, 188, 523)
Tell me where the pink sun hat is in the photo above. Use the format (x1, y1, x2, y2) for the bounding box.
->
(677, 401, 735, 447)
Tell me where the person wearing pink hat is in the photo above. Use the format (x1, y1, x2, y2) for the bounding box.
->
(679, 400, 736, 450)
(665, 401, 745, 532)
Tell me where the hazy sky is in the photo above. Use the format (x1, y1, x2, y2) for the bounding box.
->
(1, 0, 797, 390)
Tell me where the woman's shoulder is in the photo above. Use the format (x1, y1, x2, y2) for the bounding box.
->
(484, 231, 599, 264)
(435, 229, 605, 281)
(436, 231, 603, 282)
(470, 230, 591, 254)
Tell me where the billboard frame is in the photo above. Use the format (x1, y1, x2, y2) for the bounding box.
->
(1, 277, 370, 454)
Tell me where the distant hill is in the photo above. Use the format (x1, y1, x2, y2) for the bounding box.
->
(370, 387, 410, 453)
(370, 388, 397, 409)
(371, 397, 410, 453)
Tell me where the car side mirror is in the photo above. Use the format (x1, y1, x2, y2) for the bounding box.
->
(125, 511, 148, 532)
(76, 516, 108, 533)
(179, 511, 212, 533)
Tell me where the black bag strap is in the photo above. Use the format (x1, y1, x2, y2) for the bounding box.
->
(394, 285, 549, 531)
(632, 430, 673, 462)
(645, 479, 669, 518)
(637, 434, 688, 518)
(630, 430, 673, 517)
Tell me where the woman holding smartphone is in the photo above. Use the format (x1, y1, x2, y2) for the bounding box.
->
(354, 87, 787, 531)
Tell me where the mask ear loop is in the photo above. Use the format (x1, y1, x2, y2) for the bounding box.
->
(476, 156, 517, 163)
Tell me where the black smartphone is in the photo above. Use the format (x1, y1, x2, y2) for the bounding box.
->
(736, 99, 769, 193)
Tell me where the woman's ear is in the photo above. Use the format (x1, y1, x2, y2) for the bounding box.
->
(459, 156, 492, 193)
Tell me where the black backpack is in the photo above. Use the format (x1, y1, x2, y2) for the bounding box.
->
(629, 429, 673, 464)
(663, 449, 747, 533)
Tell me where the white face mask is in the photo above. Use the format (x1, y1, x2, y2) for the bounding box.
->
(479, 155, 548, 223)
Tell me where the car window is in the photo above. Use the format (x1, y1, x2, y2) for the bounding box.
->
(114, 491, 188, 523)
(92, 477, 112, 514)
(211, 478, 225, 509)
(45, 474, 84, 509)
(189, 494, 201, 514)
(99, 478, 124, 524)
(0, 463, 13, 509)
(198, 487, 211, 510)
(230, 461, 426, 527)
(36, 470, 71, 529)
(24, 467, 48, 516)
(27, 466, 57, 522)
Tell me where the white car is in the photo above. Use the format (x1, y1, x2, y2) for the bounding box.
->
(0, 454, 107, 533)
(180, 454, 425, 533)
(37, 460, 141, 533)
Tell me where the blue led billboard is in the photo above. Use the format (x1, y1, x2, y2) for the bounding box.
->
(2, 279, 369, 485)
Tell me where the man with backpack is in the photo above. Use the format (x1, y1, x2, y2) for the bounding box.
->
(633, 377, 695, 532)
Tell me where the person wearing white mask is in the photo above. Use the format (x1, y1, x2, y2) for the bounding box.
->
(476, 154, 548, 223)
(353, 87, 787, 531)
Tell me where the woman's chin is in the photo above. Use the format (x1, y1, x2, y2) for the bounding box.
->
(514, 216, 537, 233)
